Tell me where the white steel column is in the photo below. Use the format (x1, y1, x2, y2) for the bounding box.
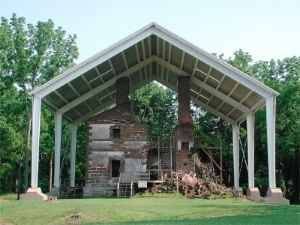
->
(266, 96, 276, 188)
(31, 96, 42, 188)
(247, 113, 255, 188)
(232, 124, 240, 188)
(70, 124, 77, 187)
(54, 112, 62, 188)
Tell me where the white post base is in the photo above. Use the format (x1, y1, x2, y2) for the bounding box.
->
(247, 187, 262, 202)
(20, 188, 48, 201)
(233, 187, 243, 197)
(262, 188, 290, 205)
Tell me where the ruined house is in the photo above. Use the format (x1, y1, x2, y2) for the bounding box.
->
(83, 75, 196, 197)
(84, 77, 150, 196)
(24, 23, 287, 204)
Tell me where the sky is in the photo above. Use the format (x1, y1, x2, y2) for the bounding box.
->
(1, 0, 299, 64)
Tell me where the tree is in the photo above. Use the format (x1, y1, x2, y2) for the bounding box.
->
(130, 81, 177, 144)
(0, 14, 78, 192)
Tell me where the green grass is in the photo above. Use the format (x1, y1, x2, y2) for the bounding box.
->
(0, 194, 299, 224)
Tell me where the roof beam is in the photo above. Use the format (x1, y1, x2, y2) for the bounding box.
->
(59, 56, 154, 113)
(122, 52, 129, 70)
(74, 76, 155, 124)
(152, 28, 276, 98)
(153, 56, 251, 114)
(156, 36, 160, 57)
(54, 91, 69, 104)
(94, 67, 105, 83)
(81, 75, 93, 90)
(108, 59, 117, 76)
(68, 83, 81, 97)
(168, 43, 172, 63)
(30, 26, 155, 98)
(192, 59, 199, 76)
(191, 76, 250, 114)
(148, 36, 152, 56)
(141, 40, 146, 61)
(135, 44, 140, 63)
(180, 51, 185, 70)
(42, 98, 59, 111)
(154, 76, 234, 124)
(163, 40, 166, 60)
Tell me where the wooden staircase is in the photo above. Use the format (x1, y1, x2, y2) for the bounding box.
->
(159, 147, 172, 170)
(117, 173, 134, 198)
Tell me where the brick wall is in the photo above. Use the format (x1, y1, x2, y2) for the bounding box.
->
(84, 122, 150, 196)
(116, 77, 129, 105)
(174, 76, 195, 173)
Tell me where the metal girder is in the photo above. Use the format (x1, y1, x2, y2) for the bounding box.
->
(59, 57, 154, 114)
(74, 76, 155, 124)
(153, 56, 251, 114)
(154, 76, 235, 124)
(152, 28, 277, 98)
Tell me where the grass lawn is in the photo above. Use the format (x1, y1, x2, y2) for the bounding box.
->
(0, 194, 299, 224)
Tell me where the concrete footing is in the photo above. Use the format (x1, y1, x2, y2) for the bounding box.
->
(46, 187, 59, 197)
(262, 188, 290, 205)
(233, 187, 243, 197)
(247, 187, 262, 202)
(20, 188, 48, 200)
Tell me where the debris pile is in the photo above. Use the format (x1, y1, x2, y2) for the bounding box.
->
(148, 171, 234, 199)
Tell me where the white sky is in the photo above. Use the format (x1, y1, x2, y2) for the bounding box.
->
(1, 0, 299, 63)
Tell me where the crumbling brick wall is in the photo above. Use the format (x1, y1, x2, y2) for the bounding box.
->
(174, 76, 195, 174)
(84, 122, 149, 196)
(116, 77, 129, 105)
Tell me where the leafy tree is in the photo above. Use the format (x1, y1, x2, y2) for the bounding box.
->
(0, 14, 78, 192)
(130, 81, 177, 144)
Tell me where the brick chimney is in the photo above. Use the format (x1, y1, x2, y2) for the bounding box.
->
(174, 76, 194, 173)
(116, 77, 129, 105)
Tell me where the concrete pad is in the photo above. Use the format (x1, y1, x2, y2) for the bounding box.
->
(247, 187, 262, 202)
(262, 188, 290, 205)
(233, 187, 243, 197)
(20, 188, 48, 201)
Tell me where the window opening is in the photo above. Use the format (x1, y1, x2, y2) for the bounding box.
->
(113, 128, 121, 139)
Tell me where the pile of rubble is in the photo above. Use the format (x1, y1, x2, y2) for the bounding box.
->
(148, 171, 235, 199)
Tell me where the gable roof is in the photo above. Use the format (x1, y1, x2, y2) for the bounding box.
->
(29, 22, 279, 125)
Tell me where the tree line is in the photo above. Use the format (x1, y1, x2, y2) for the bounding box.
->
(0, 14, 299, 203)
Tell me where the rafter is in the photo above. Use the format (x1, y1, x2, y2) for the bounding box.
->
(162, 40, 166, 60)
(154, 76, 235, 124)
(135, 44, 140, 63)
(59, 57, 154, 113)
(141, 40, 146, 61)
(94, 67, 105, 83)
(153, 56, 251, 114)
(122, 52, 129, 70)
(108, 59, 117, 77)
(168, 43, 172, 63)
(180, 51, 185, 69)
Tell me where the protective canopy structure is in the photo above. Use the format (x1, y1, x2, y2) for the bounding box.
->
(25, 22, 288, 204)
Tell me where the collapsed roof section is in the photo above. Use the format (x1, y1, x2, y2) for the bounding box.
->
(29, 22, 279, 125)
